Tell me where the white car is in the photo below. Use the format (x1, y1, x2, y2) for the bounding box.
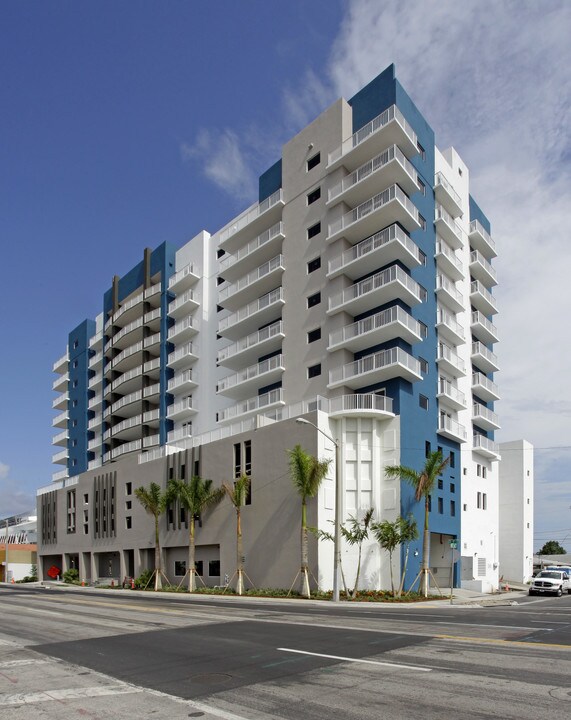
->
(529, 570, 570, 597)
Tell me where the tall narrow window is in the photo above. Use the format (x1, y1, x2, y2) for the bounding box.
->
(307, 152, 320, 171)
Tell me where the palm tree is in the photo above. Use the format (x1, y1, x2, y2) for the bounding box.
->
(385, 450, 449, 597)
(222, 474, 251, 595)
(288, 444, 331, 598)
(372, 514, 418, 597)
(167, 476, 224, 591)
(134, 482, 169, 591)
(341, 508, 375, 599)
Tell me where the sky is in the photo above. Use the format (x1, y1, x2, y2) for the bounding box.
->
(1, 0, 570, 551)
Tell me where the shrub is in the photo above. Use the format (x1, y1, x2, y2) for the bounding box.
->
(134, 569, 154, 590)
(62, 568, 80, 584)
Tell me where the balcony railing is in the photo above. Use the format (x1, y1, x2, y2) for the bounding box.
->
(168, 370, 196, 393)
(217, 355, 284, 394)
(471, 342, 499, 373)
(473, 434, 500, 458)
(328, 184, 420, 239)
(329, 347, 421, 386)
(470, 280, 498, 315)
(329, 265, 424, 314)
(438, 415, 467, 441)
(434, 172, 462, 217)
(437, 378, 466, 409)
(437, 344, 466, 376)
(53, 350, 69, 373)
(435, 240, 463, 280)
(218, 255, 284, 303)
(436, 274, 464, 311)
(217, 388, 284, 423)
(219, 189, 283, 246)
(167, 397, 196, 419)
(219, 222, 283, 272)
(436, 309, 465, 343)
(168, 262, 198, 290)
(470, 249, 497, 286)
(113, 316, 144, 344)
(169, 289, 199, 317)
(112, 341, 143, 369)
(472, 372, 500, 401)
(168, 342, 197, 368)
(168, 317, 198, 341)
(218, 287, 283, 334)
(328, 223, 422, 276)
(435, 203, 463, 247)
(473, 403, 500, 429)
(329, 393, 394, 416)
(469, 220, 496, 258)
(328, 104, 417, 166)
(471, 311, 499, 343)
(217, 320, 283, 364)
(111, 439, 142, 460)
(328, 305, 421, 350)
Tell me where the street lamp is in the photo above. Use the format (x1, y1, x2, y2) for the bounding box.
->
(296, 417, 341, 602)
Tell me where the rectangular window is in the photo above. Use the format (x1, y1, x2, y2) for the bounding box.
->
(307, 257, 321, 273)
(425, 441, 431, 458)
(482, 493, 487, 510)
(450, 483, 455, 494)
(84, 493, 89, 504)
(67, 490, 76, 534)
(307, 327, 321, 343)
(482, 466, 487, 479)
(307, 222, 321, 239)
(244, 440, 252, 478)
(449, 451, 455, 469)
(437, 497, 443, 514)
(450, 500, 456, 517)
(174, 560, 186, 577)
(308, 363, 321, 378)
(307, 292, 321, 308)
(477, 491, 482, 509)
(307, 187, 321, 204)
(125, 516, 132, 529)
(417, 178, 426, 195)
(417, 142, 426, 160)
(477, 464, 481, 477)
(180, 464, 186, 480)
(195, 560, 203, 576)
(419, 357, 429, 374)
(418, 321, 428, 339)
(209, 560, 221, 577)
(125, 500, 132, 510)
(437, 479, 443, 490)
(428, 495, 432, 512)
(307, 152, 320, 171)
(419, 395, 429, 410)
(234, 442, 241, 480)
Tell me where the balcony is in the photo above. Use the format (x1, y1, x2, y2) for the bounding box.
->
(52, 429, 69, 446)
(168, 316, 198, 344)
(437, 378, 467, 411)
(167, 397, 198, 422)
(88, 393, 103, 410)
(435, 241, 463, 282)
(52, 449, 68, 465)
(52, 410, 69, 428)
(88, 414, 102, 431)
(436, 309, 465, 345)
(328, 145, 419, 207)
(89, 350, 103, 371)
(53, 350, 69, 374)
(218, 189, 284, 253)
(434, 172, 462, 218)
(328, 306, 422, 353)
(111, 316, 144, 349)
(472, 372, 500, 402)
(52, 392, 68, 411)
(327, 223, 423, 280)
(473, 434, 501, 460)
(89, 331, 103, 351)
(328, 265, 424, 317)
(168, 262, 199, 293)
(217, 355, 284, 400)
(438, 415, 467, 443)
(329, 347, 422, 390)
(108, 290, 144, 329)
(437, 344, 466, 378)
(328, 393, 394, 418)
(328, 104, 418, 171)
(52, 468, 69, 482)
(473, 403, 500, 431)
(217, 287, 284, 341)
(470, 280, 498, 316)
(434, 204, 463, 250)
(111, 439, 142, 460)
(88, 435, 102, 451)
(143, 382, 160, 401)
(168, 342, 198, 370)
(110, 414, 144, 441)
(327, 185, 421, 243)
(168, 370, 198, 396)
(469, 220, 497, 259)
(110, 365, 143, 394)
(219, 222, 284, 282)
(469, 250, 497, 287)
(169, 290, 199, 320)
(217, 388, 285, 424)
(217, 320, 284, 370)
(52, 372, 68, 393)
(436, 275, 464, 313)
(168, 426, 193, 443)
(107, 389, 143, 418)
(471, 311, 499, 345)
(111, 340, 143, 373)
(471, 342, 499, 373)
(218, 255, 285, 312)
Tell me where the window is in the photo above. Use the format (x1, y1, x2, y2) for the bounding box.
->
(477, 464, 481, 477)
(417, 142, 426, 160)
(125, 500, 132, 510)
(450, 500, 456, 517)
(216, 276, 224, 285)
(463, 468, 467, 476)
(67, 490, 76, 534)
(125, 516, 132, 529)
(417, 179, 426, 195)
(482, 466, 487, 479)
(437, 479, 443, 490)
(73, 340, 79, 349)
(307, 328, 321, 343)
(217, 248, 225, 258)
(482, 493, 487, 510)
(449, 451, 455, 469)
(419, 395, 429, 410)
(209, 560, 221, 577)
(83, 493, 88, 504)
(234, 442, 241, 479)
(463, 503, 467, 511)
(174, 560, 186, 577)
(195, 560, 203, 576)
(425, 441, 431, 458)
(418, 321, 428, 339)
(180, 464, 186, 480)
(308, 363, 321, 378)
(307, 257, 321, 273)
(307, 152, 320, 171)
(450, 483, 455, 494)
(437, 497, 443, 514)
(307, 187, 321, 204)
(307, 292, 321, 308)
(73, 360, 78, 369)
(307, 222, 321, 239)
(419, 249, 427, 266)
(126, 482, 132, 495)
(419, 357, 429, 374)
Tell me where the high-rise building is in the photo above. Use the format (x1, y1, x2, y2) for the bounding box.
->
(40, 65, 508, 593)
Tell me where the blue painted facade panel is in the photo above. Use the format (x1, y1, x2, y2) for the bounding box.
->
(259, 160, 282, 202)
(469, 195, 491, 233)
(67, 319, 96, 476)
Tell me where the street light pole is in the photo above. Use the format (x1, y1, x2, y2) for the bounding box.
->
(296, 417, 341, 602)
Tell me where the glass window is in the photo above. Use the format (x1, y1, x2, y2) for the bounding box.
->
(307, 187, 321, 204)
(307, 222, 321, 239)
(209, 560, 221, 577)
(307, 152, 320, 171)
(308, 363, 321, 378)
(307, 292, 321, 308)
(307, 257, 321, 273)
(307, 328, 321, 343)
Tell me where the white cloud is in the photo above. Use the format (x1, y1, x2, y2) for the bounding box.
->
(0, 462, 36, 517)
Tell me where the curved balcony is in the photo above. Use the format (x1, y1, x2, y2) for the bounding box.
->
(434, 172, 462, 218)
(469, 220, 497, 259)
(329, 265, 424, 317)
(217, 388, 284, 424)
(217, 287, 284, 341)
(217, 355, 284, 400)
(328, 306, 422, 353)
(218, 255, 285, 312)
(329, 347, 421, 390)
(328, 104, 418, 170)
(217, 320, 284, 370)
(327, 223, 423, 280)
(328, 144, 419, 207)
(435, 204, 463, 250)
(327, 184, 421, 244)
(328, 393, 394, 419)
(111, 316, 144, 349)
(111, 439, 142, 460)
(219, 222, 284, 282)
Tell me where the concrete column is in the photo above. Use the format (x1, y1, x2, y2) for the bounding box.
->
(90, 553, 98, 583)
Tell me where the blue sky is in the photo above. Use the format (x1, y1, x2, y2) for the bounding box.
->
(1, 0, 570, 551)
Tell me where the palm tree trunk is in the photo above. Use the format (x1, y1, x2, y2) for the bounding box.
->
(188, 517, 196, 592)
(351, 544, 364, 599)
(154, 515, 162, 591)
(236, 508, 244, 595)
(398, 545, 410, 598)
(301, 499, 310, 598)
(421, 498, 430, 597)
(388, 549, 395, 596)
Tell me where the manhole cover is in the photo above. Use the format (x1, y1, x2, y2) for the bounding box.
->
(190, 673, 232, 686)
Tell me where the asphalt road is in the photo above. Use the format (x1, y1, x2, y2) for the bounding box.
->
(0, 584, 570, 719)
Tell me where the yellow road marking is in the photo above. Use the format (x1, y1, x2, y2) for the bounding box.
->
(436, 634, 571, 650)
